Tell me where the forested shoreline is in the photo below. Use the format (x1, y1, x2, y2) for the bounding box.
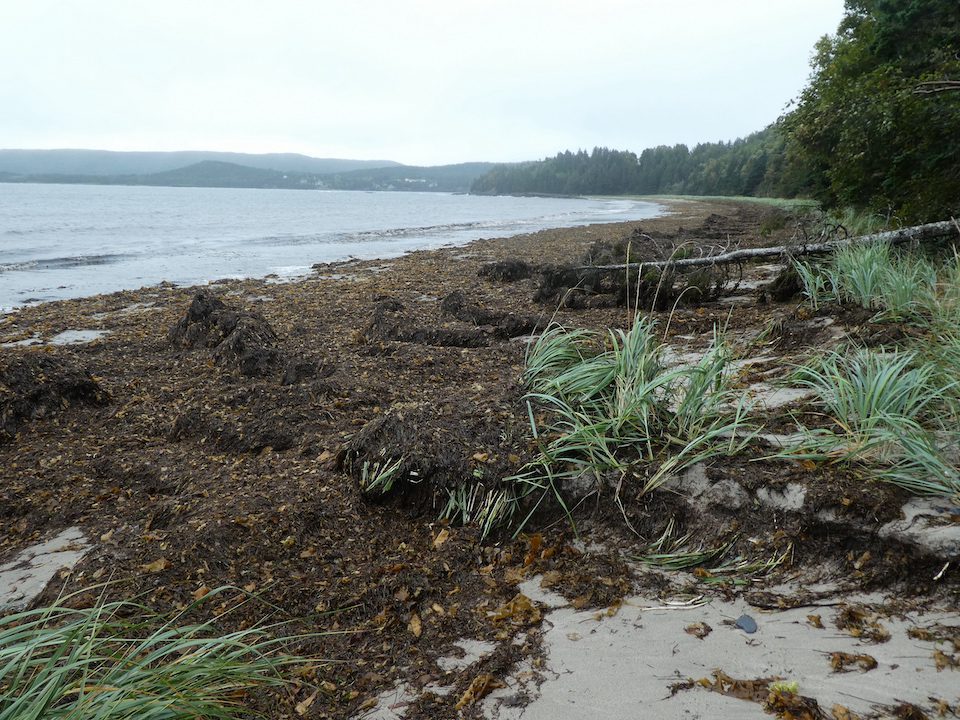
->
(471, 0, 960, 223)
(470, 128, 801, 200)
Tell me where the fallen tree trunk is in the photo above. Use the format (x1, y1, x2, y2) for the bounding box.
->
(575, 220, 958, 273)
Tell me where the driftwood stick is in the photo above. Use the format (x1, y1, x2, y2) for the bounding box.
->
(574, 220, 958, 273)
(914, 80, 960, 95)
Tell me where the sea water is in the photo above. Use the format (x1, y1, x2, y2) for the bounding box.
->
(0, 183, 662, 311)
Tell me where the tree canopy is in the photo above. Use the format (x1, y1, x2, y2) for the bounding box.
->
(782, 0, 960, 221)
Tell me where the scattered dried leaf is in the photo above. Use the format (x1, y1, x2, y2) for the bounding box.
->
(685, 622, 713, 640)
(933, 649, 959, 672)
(832, 704, 861, 720)
(829, 652, 877, 673)
(523, 534, 542, 567)
(408, 613, 422, 638)
(139, 557, 171, 573)
(696, 670, 773, 703)
(539, 570, 562, 588)
(488, 593, 542, 626)
(834, 605, 890, 643)
(503, 566, 528, 584)
(433, 528, 450, 548)
(455, 673, 505, 710)
(295, 689, 319, 716)
(890, 702, 928, 720)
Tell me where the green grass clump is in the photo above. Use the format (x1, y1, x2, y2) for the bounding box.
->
(878, 254, 938, 320)
(793, 349, 937, 429)
(794, 242, 944, 321)
(824, 207, 894, 237)
(357, 455, 405, 495)
(506, 316, 753, 534)
(0, 588, 310, 720)
(794, 261, 835, 311)
(832, 241, 890, 309)
(439, 483, 515, 540)
(787, 348, 959, 498)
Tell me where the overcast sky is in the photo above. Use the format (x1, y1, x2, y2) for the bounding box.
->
(0, 1, 846, 166)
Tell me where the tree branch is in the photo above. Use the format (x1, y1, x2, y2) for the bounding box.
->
(914, 80, 960, 94)
(573, 220, 959, 273)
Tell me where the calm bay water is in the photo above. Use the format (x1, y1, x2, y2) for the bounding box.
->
(0, 183, 662, 311)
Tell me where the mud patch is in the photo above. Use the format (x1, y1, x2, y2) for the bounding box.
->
(765, 265, 803, 302)
(281, 359, 335, 386)
(534, 238, 735, 310)
(478, 259, 534, 282)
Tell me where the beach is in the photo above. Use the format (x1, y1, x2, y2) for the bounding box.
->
(2, 198, 957, 719)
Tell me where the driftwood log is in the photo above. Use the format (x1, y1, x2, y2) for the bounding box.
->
(574, 220, 959, 273)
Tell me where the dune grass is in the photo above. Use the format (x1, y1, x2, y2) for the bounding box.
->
(792, 241, 960, 498)
(505, 315, 753, 535)
(794, 242, 947, 322)
(785, 348, 959, 498)
(0, 588, 311, 720)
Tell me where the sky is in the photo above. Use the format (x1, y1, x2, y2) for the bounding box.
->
(0, 1, 847, 166)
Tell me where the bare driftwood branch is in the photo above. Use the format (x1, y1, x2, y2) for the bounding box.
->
(914, 80, 960, 94)
(574, 220, 958, 273)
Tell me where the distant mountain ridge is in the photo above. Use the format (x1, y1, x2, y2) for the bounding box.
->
(0, 149, 399, 177)
(0, 152, 503, 192)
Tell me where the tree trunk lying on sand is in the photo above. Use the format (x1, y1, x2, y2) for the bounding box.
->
(575, 219, 959, 273)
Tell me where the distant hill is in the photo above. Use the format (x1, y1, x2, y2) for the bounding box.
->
(0, 161, 321, 190)
(124, 160, 322, 189)
(0, 156, 502, 192)
(0, 149, 399, 177)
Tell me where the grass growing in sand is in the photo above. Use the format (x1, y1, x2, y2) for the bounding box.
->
(789, 242, 960, 499)
(794, 242, 951, 322)
(0, 588, 311, 720)
(785, 348, 959, 498)
(505, 315, 753, 535)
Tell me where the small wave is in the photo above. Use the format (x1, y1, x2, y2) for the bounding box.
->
(245, 219, 513, 247)
(0, 253, 133, 273)
(2, 224, 105, 236)
(246, 233, 328, 247)
(335, 219, 519, 243)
